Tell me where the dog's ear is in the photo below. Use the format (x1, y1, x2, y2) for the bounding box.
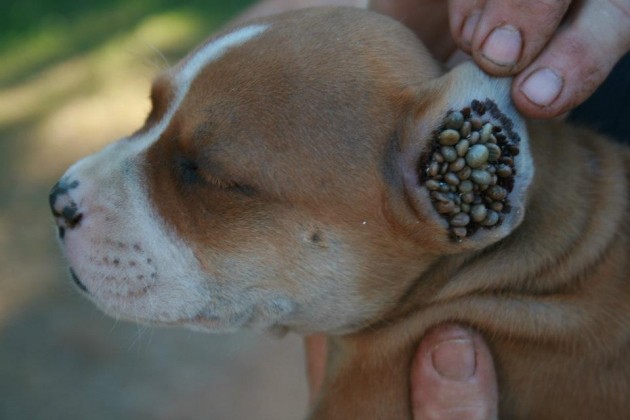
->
(390, 62, 534, 253)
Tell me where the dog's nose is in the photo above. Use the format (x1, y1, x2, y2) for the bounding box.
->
(49, 180, 83, 235)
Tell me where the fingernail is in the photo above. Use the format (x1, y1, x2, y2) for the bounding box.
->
(520, 67, 563, 107)
(481, 25, 522, 67)
(431, 330, 476, 381)
(461, 11, 481, 47)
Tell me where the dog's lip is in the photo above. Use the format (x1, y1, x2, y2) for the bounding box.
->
(70, 268, 89, 293)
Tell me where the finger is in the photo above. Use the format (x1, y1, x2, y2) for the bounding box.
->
(448, 0, 486, 54)
(304, 334, 328, 404)
(411, 325, 498, 420)
(513, 0, 630, 118)
(468, 0, 572, 75)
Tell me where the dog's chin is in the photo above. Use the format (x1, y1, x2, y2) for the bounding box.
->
(101, 308, 294, 336)
(79, 281, 298, 334)
(181, 317, 291, 337)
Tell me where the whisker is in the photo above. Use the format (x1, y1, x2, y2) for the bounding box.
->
(145, 42, 171, 69)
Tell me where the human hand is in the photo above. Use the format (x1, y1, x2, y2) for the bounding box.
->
(410, 325, 498, 419)
(304, 325, 498, 419)
(372, 0, 630, 119)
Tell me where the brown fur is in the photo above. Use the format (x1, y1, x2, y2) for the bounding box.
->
(72, 7, 630, 418)
(311, 122, 630, 419)
(143, 8, 629, 418)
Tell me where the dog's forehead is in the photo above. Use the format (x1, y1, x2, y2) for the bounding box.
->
(184, 19, 421, 129)
(173, 24, 269, 86)
(159, 7, 439, 126)
(143, 8, 442, 197)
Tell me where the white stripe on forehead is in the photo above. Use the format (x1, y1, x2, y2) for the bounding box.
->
(130, 24, 270, 151)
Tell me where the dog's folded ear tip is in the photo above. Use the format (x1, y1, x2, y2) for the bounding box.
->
(394, 76, 534, 251)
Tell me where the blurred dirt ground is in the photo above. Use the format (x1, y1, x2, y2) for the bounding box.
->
(0, 1, 307, 419)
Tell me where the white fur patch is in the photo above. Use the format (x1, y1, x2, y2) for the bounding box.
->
(131, 24, 269, 152)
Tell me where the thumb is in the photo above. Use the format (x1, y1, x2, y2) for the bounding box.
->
(411, 325, 498, 420)
(513, 0, 630, 118)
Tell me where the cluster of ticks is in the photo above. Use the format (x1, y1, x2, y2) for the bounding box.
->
(421, 99, 521, 240)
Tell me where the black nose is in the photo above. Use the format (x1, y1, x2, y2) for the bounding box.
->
(49, 180, 83, 232)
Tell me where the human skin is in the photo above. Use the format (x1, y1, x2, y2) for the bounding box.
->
(306, 326, 499, 419)
(372, 0, 630, 118)
(239, 0, 630, 119)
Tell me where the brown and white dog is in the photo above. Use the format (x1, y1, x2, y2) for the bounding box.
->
(49, 7, 629, 419)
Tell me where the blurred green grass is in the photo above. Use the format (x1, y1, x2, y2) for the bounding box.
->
(0, 0, 258, 210)
(1, 0, 257, 87)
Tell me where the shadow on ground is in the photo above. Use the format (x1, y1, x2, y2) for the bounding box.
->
(0, 1, 307, 419)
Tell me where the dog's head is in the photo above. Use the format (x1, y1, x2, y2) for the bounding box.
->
(50, 8, 533, 334)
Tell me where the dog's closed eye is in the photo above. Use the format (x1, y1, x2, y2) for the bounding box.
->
(176, 156, 257, 196)
(178, 157, 205, 185)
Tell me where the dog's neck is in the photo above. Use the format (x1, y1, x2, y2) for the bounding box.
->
(385, 120, 629, 327)
(308, 119, 630, 419)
